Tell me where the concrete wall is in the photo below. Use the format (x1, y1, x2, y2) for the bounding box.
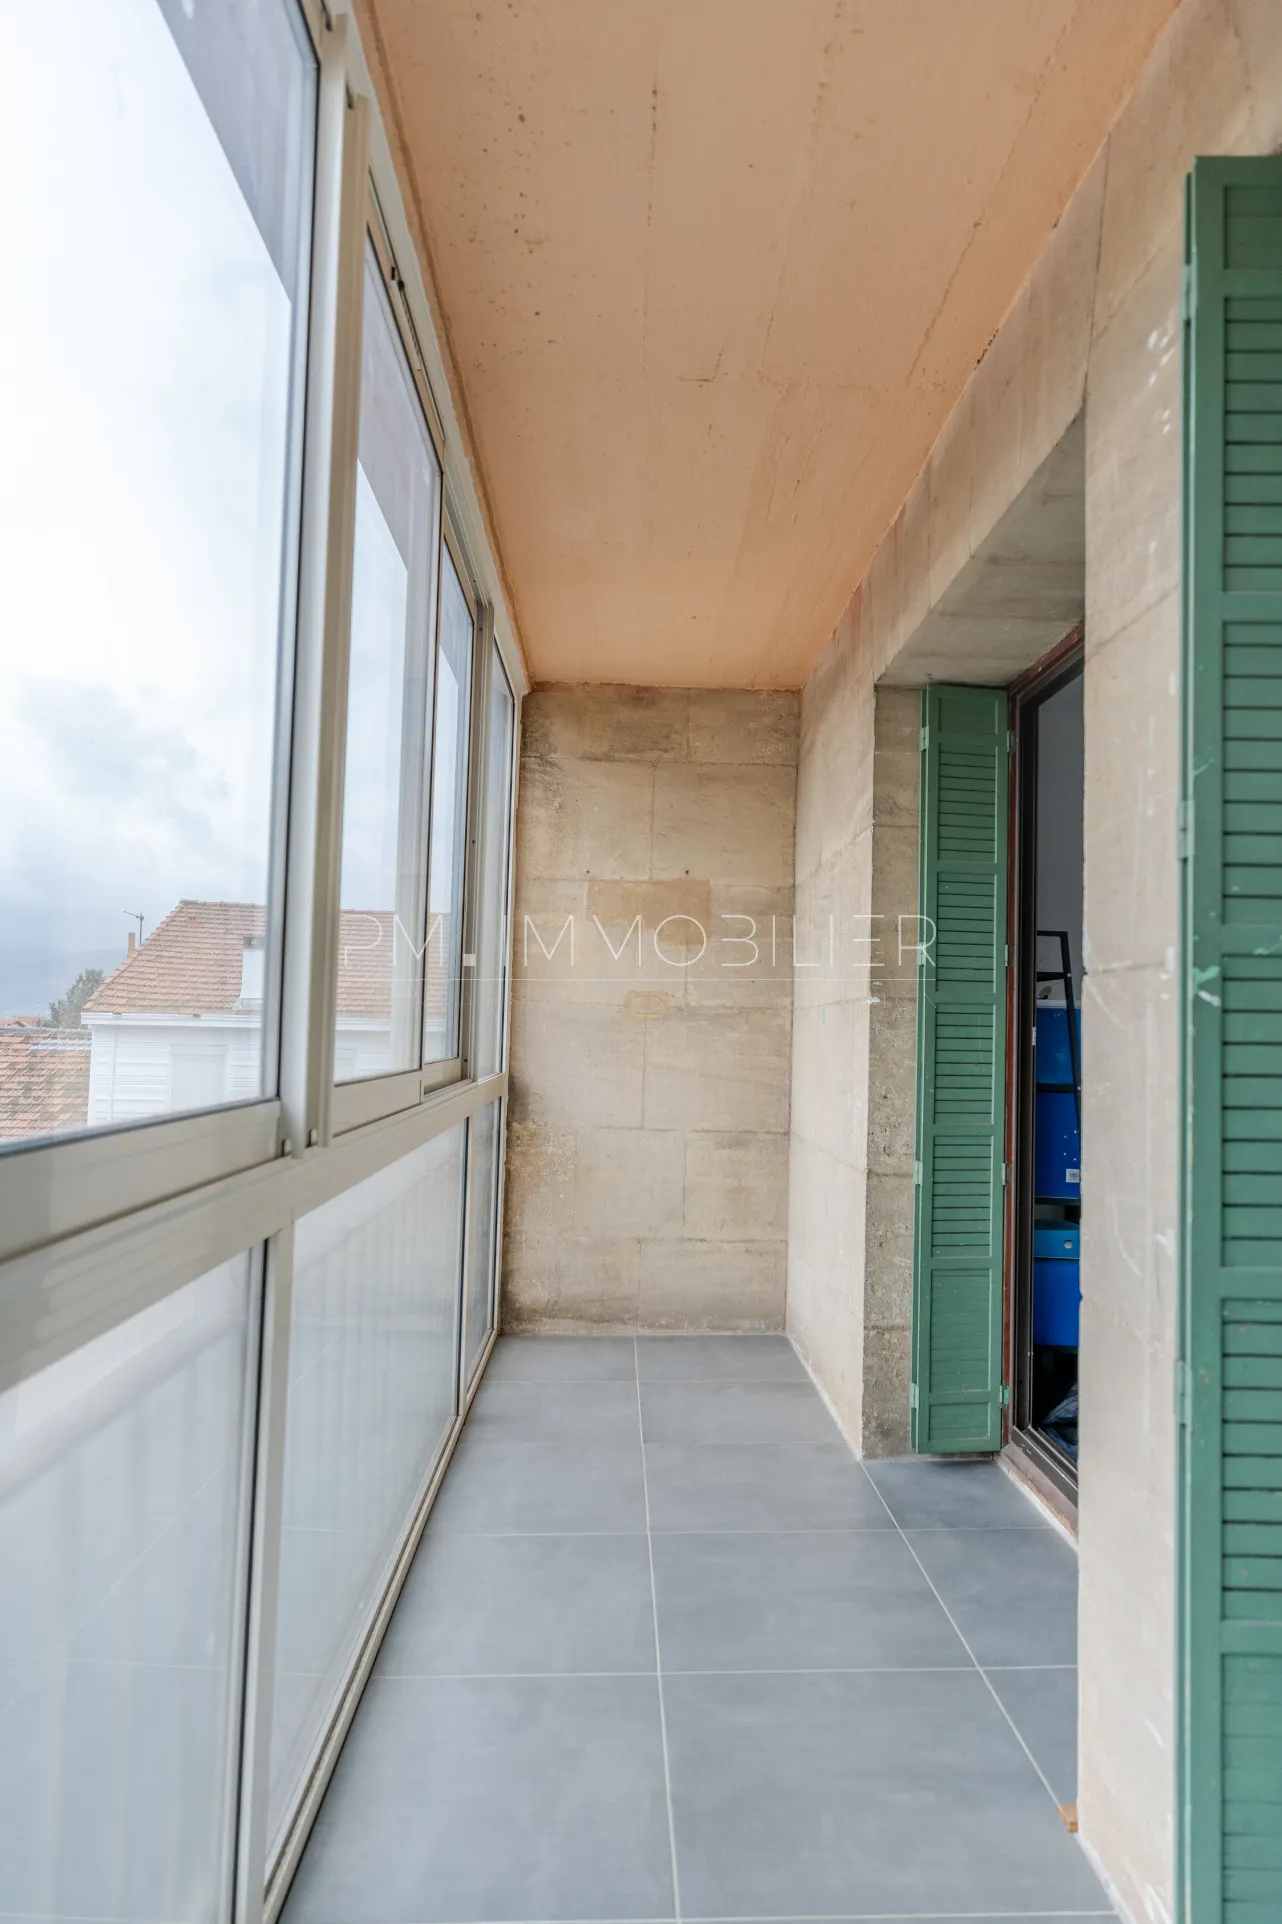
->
(787, 4, 1282, 1919)
(789, 684, 920, 1456)
(503, 687, 798, 1332)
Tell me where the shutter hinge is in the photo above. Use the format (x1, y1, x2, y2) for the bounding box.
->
(1177, 799, 1194, 862)
(1175, 1360, 1193, 1431)
(909, 1382, 920, 1410)
(913, 1159, 923, 1186)
(1180, 263, 1195, 323)
(1004, 942, 1010, 968)
(1000, 1384, 1011, 1410)
(1006, 729, 1014, 753)
(920, 724, 929, 750)
(1000, 1161, 1010, 1188)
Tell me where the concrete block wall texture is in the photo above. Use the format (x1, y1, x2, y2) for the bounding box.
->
(787, 4, 1282, 1920)
(503, 686, 798, 1333)
(788, 682, 919, 1457)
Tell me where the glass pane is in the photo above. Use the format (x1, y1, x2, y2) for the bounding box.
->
(0, 1256, 258, 1924)
(423, 552, 475, 1066)
(335, 248, 442, 1085)
(0, 0, 315, 1146)
(473, 646, 516, 1079)
(461, 1101, 502, 1391)
(269, 1127, 466, 1849)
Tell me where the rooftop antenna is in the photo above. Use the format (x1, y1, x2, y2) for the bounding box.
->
(125, 910, 144, 949)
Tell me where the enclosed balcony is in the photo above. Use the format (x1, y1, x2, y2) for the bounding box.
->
(4, 4, 1282, 1924)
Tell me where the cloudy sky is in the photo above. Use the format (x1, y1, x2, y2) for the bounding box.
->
(0, 1, 303, 1013)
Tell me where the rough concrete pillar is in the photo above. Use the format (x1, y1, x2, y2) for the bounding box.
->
(862, 687, 921, 1453)
(788, 674, 919, 1456)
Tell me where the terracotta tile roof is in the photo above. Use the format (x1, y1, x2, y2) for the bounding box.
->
(83, 900, 449, 1021)
(0, 1028, 91, 1141)
(85, 901, 271, 1016)
(334, 909, 397, 1020)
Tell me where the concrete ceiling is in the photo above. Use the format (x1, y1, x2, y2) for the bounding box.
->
(361, 0, 1177, 689)
(881, 413, 1085, 688)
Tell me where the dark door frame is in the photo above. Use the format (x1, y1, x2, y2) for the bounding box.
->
(1002, 623, 1084, 1516)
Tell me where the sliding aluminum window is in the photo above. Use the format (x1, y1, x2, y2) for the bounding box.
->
(461, 1098, 504, 1394)
(0, 4, 523, 1923)
(0, 1251, 263, 1924)
(424, 538, 478, 1070)
(266, 1129, 466, 1854)
(332, 241, 443, 1095)
(0, 0, 315, 1155)
(472, 642, 518, 1080)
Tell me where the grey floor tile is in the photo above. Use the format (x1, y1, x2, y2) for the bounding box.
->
(663, 1668, 1107, 1919)
(377, 1529, 656, 1676)
(987, 1664, 1079, 1804)
(866, 1456, 1048, 1530)
(465, 1374, 642, 1443)
(906, 1525, 1078, 1667)
(485, 1333, 639, 1382)
(640, 1378, 838, 1445)
(645, 1440, 892, 1532)
(653, 1529, 967, 1672)
(426, 1433, 648, 1534)
(282, 1674, 676, 1924)
(636, 1333, 805, 1381)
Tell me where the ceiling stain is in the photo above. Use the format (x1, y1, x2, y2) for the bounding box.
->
(361, 0, 1178, 688)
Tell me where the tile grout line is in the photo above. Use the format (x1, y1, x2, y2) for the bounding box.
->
(343, 1912, 1119, 1923)
(375, 1662, 1072, 1682)
(467, 1426, 1064, 1470)
(455, 1351, 1089, 1922)
(430, 1524, 1053, 1538)
(861, 1478, 1069, 1818)
(635, 1335, 683, 1924)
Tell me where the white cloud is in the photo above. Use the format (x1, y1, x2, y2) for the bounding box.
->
(0, 0, 306, 976)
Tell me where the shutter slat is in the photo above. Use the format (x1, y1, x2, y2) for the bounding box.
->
(911, 686, 1007, 1455)
(1185, 159, 1282, 1921)
(1226, 472, 1282, 502)
(1224, 442, 1282, 473)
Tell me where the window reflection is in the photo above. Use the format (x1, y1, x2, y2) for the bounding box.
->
(0, 1257, 258, 1924)
(335, 247, 443, 1084)
(423, 551, 474, 1065)
(462, 1100, 501, 1389)
(0, 0, 315, 1145)
(473, 646, 516, 1079)
(268, 1130, 466, 1848)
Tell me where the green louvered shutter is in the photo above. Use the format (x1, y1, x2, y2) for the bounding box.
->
(1182, 157, 1282, 1924)
(911, 684, 1009, 1454)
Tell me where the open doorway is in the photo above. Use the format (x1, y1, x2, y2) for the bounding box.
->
(1009, 634, 1084, 1508)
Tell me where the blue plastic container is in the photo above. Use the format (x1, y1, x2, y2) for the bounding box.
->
(1033, 1224, 1081, 1347)
(1035, 1005, 1080, 1086)
(1034, 1089, 1081, 1199)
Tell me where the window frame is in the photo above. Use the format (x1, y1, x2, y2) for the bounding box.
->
(328, 207, 446, 1119)
(0, 0, 325, 1245)
(0, 4, 525, 1247)
(423, 512, 483, 1080)
(0, 3, 525, 1915)
(470, 635, 519, 1081)
(1004, 632, 1085, 1515)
